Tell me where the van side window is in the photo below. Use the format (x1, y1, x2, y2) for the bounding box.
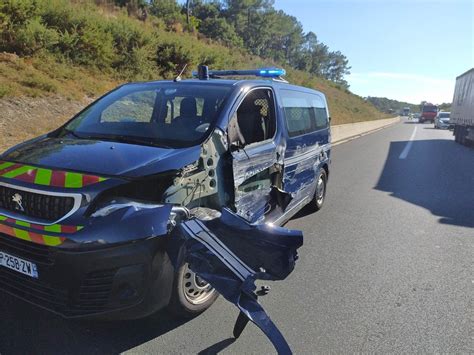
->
(228, 89, 276, 146)
(281, 90, 328, 137)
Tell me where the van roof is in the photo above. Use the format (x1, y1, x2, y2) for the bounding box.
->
(124, 78, 326, 97)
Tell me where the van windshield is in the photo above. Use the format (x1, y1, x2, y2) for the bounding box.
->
(62, 83, 232, 148)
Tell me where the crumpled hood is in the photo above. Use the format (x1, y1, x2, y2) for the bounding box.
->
(2, 137, 201, 178)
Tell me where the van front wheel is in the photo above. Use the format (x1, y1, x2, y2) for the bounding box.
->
(168, 262, 218, 318)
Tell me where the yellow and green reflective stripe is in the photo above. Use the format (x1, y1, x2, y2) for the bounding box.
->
(0, 214, 83, 234)
(34, 168, 52, 185)
(65, 172, 83, 188)
(15, 220, 30, 228)
(0, 160, 108, 188)
(44, 224, 62, 233)
(42, 235, 64, 246)
(2, 165, 32, 179)
(0, 223, 66, 246)
(0, 162, 14, 170)
(13, 228, 30, 241)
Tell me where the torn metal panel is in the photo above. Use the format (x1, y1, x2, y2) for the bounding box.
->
(175, 208, 303, 354)
(231, 141, 278, 187)
(283, 140, 331, 211)
(231, 142, 280, 222)
(64, 204, 173, 247)
(189, 207, 222, 221)
(164, 129, 229, 208)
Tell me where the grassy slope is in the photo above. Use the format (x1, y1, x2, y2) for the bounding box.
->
(0, 5, 389, 151)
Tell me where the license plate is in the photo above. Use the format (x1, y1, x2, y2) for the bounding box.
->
(0, 251, 38, 278)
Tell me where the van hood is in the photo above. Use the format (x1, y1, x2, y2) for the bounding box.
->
(2, 137, 201, 178)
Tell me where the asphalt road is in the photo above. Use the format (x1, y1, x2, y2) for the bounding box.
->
(1, 119, 473, 354)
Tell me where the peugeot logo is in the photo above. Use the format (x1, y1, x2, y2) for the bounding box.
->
(12, 193, 24, 212)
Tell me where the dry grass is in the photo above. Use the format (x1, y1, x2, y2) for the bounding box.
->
(0, 53, 118, 100)
(0, 96, 91, 151)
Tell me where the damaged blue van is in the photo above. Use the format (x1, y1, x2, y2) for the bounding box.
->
(0, 67, 331, 321)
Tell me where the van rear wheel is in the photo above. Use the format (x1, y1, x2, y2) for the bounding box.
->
(307, 169, 327, 212)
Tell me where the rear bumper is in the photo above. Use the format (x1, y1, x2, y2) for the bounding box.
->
(437, 122, 452, 129)
(0, 233, 175, 319)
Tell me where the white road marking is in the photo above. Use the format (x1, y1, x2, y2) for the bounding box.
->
(399, 126, 417, 159)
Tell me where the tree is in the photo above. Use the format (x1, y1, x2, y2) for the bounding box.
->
(199, 17, 243, 47)
(149, 0, 181, 21)
(148, 0, 353, 86)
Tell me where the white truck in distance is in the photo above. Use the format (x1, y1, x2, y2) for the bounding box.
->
(452, 68, 474, 146)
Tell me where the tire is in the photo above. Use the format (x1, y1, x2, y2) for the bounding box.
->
(167, 262, 218, 318)
(307, 168, 327, 212)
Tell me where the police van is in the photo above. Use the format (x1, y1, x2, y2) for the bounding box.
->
(0, 66, 331, 320)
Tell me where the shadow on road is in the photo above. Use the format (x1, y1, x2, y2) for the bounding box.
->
(375, 139, 474, 228)
(0, 294, 191, 354)
(198, 338, 236, 354)
(290, 205, 313, 221)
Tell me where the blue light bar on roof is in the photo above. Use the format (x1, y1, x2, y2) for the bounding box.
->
(258, 68, 286, 77)
(192, 67, 286, 79)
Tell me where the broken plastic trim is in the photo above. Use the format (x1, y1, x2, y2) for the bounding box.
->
(91, 200, 164, 218)
(174, 207, 303, 354)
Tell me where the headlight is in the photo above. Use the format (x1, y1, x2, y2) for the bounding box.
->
(91, 198, 163, 218)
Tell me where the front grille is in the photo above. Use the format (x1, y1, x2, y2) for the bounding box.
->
(0, 267, 69, 311)
(73, 269, 116, 315)
(0, 231, 119, 316)
(0, 232, 54, 265)
(0, 261, 117, 317)
(0, 185, 75, 222)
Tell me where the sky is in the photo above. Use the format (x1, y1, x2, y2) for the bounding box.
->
(274, 0, 474, 104)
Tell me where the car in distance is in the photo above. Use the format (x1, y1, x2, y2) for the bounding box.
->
(413, 112, 421, 119)
(434, 111, 452, 129)
(420, 103, 438, 123)
(0, 67, 331, 320)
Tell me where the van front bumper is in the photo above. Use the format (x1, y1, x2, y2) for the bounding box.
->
(0, 232, 175, 319)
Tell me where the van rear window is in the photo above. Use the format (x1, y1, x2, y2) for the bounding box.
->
(281, 90, 328, 137)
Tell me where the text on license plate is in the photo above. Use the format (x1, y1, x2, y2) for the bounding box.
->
(0, 251, 38, 278)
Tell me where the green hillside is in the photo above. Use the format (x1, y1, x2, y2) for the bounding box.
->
(0, 0, 389, 127)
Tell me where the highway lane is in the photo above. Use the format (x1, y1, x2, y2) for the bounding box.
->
(0, 119, 472, 353)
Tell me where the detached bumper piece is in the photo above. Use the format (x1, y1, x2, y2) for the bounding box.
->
(177, 208, 303, 355)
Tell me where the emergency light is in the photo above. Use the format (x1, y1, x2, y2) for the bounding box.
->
(258, 68, 286, 77)
(192, 66, 286, 79)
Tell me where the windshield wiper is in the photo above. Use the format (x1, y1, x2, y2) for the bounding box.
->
(62, 129, 84, 139)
